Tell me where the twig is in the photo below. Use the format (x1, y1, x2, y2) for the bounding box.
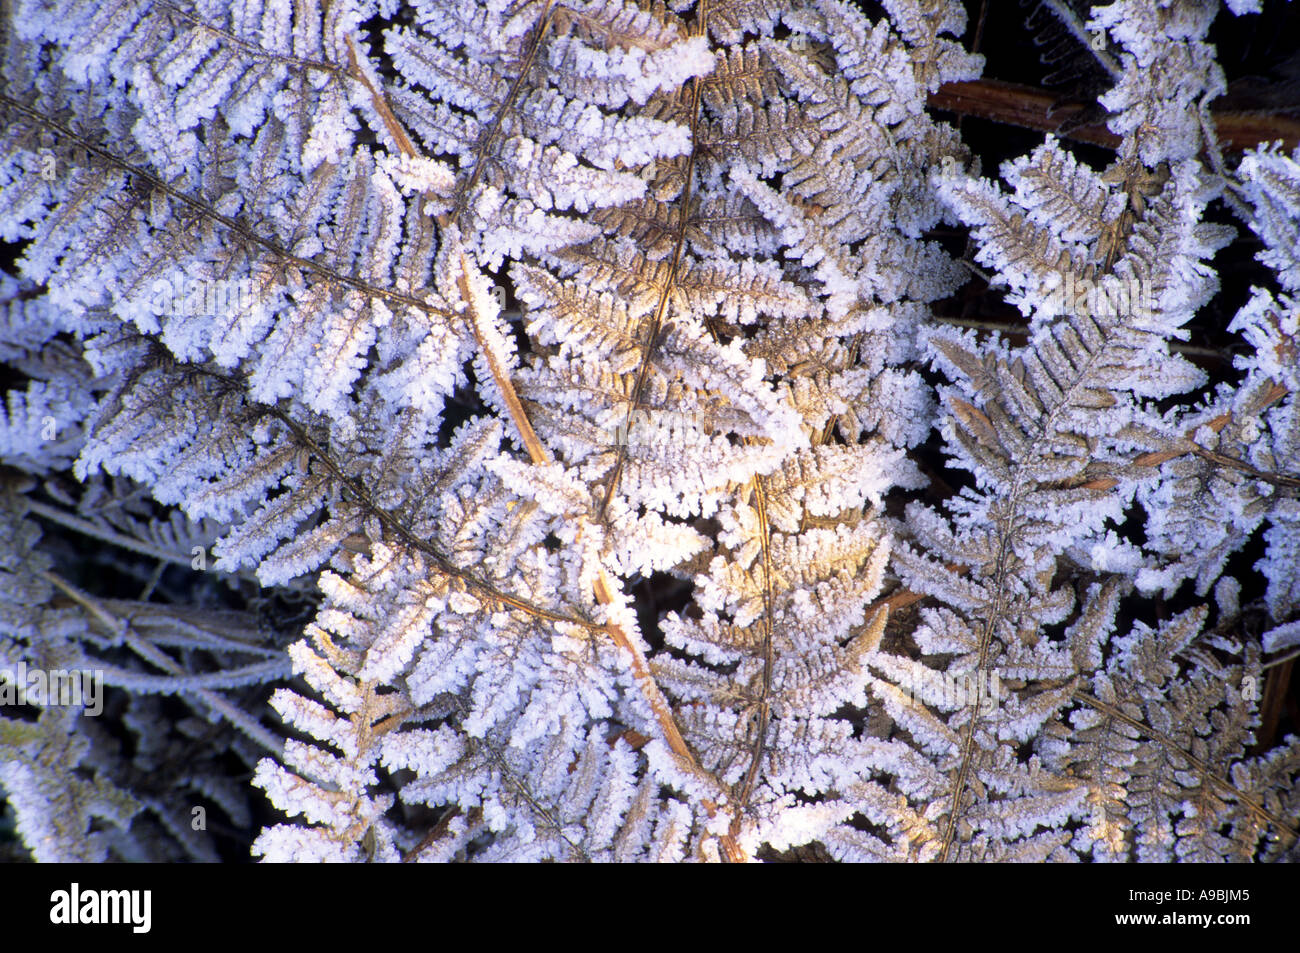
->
(932, 315, 1233, 362)
(1187, 444, 1300, 490)
(929, 78, 1300, 152)
(345, 35, 418, 158)
(38, 568, 285, 754)
(1263, 647, 1300, 670)
(457, 252, 551, 463)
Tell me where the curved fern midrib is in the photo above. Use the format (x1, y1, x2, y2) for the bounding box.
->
(730, 473, 775, 843)
(1074, 689, 1300, 842)
(187, 363, 601, 630)
(936, 306, 1118, 862)
(0, 96, 459, 322)
(597, 1, 708, 520)
(155, 0, 348, 77)
(446, 0, 557, 230)
(933, 155, 1165, 861)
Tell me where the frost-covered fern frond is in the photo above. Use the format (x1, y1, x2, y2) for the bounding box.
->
(880, 0, 1299, 863)
(255, 533, 697, 862)
(1044, 590, 1300, 862)
(1130, 143, 1300, 614)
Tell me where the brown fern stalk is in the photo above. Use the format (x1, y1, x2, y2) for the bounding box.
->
(341, 7, 747, 860)
(930, 78, 1300, 152)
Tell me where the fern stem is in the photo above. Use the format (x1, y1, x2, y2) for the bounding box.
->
(1073, 690, 1300, 843)
(25, 498, 198, 568)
